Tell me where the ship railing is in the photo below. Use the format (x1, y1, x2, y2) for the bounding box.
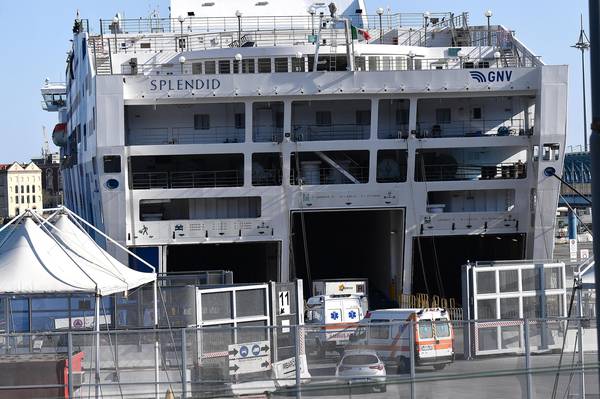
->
(252, 126, 284, 143)
(412, 119, 533, 138)
(118, 53, 537, 77)
(291, 124, 370, 142)
(415, 162, 527, 182)
(131, 170, 243, 190)
(100, 13, 453, 36)
(127, 126, 245, 146)
(377, 124, 410, 139)
(252, 169, 283, 186)
(290, 166, 369, 185)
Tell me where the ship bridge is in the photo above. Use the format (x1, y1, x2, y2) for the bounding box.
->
(40, 79, 66, 112)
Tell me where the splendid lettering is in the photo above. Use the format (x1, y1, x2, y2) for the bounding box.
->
(149, 78, 221, 91)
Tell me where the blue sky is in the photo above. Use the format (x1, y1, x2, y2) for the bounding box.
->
(0, 0, 590, 161)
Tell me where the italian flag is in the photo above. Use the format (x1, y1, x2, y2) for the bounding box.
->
(351, 25, 372, 41)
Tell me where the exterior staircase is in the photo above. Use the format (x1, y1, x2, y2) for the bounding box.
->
(89, 36, 112, 75)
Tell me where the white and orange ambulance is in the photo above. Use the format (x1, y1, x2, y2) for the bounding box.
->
(350, 308, 454, 371)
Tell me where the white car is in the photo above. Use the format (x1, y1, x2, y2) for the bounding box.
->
(335, 350, 387, 392)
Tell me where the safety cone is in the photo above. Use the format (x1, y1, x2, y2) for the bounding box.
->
(165, 387, 175, 399)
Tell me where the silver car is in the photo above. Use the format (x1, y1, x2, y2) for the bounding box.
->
(335, 350, 387, 392)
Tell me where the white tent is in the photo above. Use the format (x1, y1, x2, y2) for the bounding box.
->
(0, 210, 160, 399)
(0, 217, 130, 295)
(50, 214, 156, 293)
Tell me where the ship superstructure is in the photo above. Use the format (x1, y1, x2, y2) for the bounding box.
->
(42, 0, 568, 303)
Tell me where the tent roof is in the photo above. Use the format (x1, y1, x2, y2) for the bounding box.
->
(0, 217, 102, 294)
(0, 216, 155, 296)
(51, 214, 156, 293)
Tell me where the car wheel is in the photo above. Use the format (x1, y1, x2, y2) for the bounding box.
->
(433, 363, 446, 371)
(378, 385, 387, 393)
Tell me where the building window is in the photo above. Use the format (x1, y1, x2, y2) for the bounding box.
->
(235, 113, 245, 129)
(355, 110, 371, 126)
(315, 111, 332, 126)
(15, 185, 18, 193)
(21, 196, 24, 204)
(32, 185, 35, 193)
(472, 107, 482, 120)
(26, 186, 30, 193)
(194, 114, 210, 130)
(21, 185, 24, 193)
(26, 195, 30, 203)
(15, 196, 18, 204)
(103, 155, 122, 173)
(435, 108, 452, 124)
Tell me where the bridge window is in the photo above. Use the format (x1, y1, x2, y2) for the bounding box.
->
(204, 61, 216, 74)
(258, 58, 271, 73)
(194, 114, 210, 130)
(218, 60, 231, 74)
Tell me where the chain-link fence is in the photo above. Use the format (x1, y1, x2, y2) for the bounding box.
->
(0, 318, 597, 398)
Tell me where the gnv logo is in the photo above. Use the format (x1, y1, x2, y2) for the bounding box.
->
(469, 70, 513, 83)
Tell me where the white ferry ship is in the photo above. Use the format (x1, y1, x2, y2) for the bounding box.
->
(42, 0, 567, 305)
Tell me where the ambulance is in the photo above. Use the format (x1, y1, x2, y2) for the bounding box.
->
(305, 294, 367, 355)
(350, 308, 454, 371)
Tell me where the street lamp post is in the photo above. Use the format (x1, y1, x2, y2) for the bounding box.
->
(235, 10, 242, 46)
(178, 15, 185, 52)
(572, 14, 591, 152)
(485, 10, 493, 46)
(377, 8, 384, 44)
(423, 11, 430, 46)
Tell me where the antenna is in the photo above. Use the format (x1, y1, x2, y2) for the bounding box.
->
(42, 126, 50, 159)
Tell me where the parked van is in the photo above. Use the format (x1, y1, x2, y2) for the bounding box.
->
(305, 294, 367, 355)
(349, 308, 454, 371)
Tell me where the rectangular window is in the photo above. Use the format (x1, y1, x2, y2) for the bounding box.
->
(258, 58, 271, 73)
(15, 196, 18, 204)
(315, 111, 332, 126)
(274, 57, 288, 72)
(242, 59, 255, 73)
(292, 57, 305, 72)
(275, 112, 284, 128)
(192, 63, 203, 74)
(355, 110, 371, 126)
(204, 61, 216, 74)
(103, 155, 122, 173)
(21, 196, 24, 204)
(26, 186, 30, 193)
(194, 114, 210, 130)
(472, 107, 482, 120)
(15, 185, 18, 193)
(26, 195, 30, 203)
(435, 108, 452, 124)
(234, 113, 245, 129)
(370, 320, 390, 340)
(218, 60, 231, 74)
(376, 150, 408, 183)
(140, 197, 261, 221)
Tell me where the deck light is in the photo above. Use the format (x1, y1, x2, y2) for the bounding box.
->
(485, 10, 493, 46)
(309, 6, 316, 36)
(377, 8, 384, 44)
(494, 51, 501, 68)
(235, 53, 243, 61)
(295, 51, 303, 59)
(235, 53, 243, 73)
(179, 55, 186, 73)
(235, 10, 243, 46)
(177, 16, 185, 51)
(112, 16, 120, 54)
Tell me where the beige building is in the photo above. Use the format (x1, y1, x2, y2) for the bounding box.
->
(0, 162, 43, 220)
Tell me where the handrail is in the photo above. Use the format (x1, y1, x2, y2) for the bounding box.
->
(416, 162, 527, 182)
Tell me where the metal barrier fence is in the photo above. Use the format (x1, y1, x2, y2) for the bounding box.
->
(0, 318, 596, 398)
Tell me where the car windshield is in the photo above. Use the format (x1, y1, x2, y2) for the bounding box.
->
(418, 321, 433, 339)
(435, 320, 451, 337)
(342, 354, 379, 365)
